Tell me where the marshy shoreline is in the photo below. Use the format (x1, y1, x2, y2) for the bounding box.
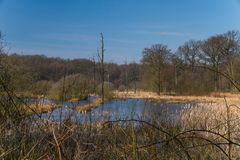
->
(22, 90, 240, 115)
(114, 90, 240, 104)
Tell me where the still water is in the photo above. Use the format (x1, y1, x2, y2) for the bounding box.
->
(31, 97, 196, 122)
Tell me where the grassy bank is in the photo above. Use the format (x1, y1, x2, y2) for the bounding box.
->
(114, 90, 240, 104)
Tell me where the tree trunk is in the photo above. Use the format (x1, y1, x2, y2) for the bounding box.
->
(100, 33, 104, 102)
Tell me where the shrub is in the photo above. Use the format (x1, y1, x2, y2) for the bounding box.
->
(31, 80, 54, 95)
(118, 85, 126, 92)
(96, 81, 114, 100)
(48, 74, 92, 101)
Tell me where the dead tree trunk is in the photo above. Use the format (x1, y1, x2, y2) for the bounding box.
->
(98, 33, 105, 103)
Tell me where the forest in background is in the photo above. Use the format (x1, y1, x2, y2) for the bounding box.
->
(1, 30, 240, 159)
(1, 30, 240, 100)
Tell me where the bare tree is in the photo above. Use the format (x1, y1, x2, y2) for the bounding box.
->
(98, 33, 105, 102)
(142, 44, 171, 95)
(0, 32, 5, 54)
(127, 62, 140, 93)
(171, 55, 183, 92)
(91, 56, 97, 94)
(178, 40, 201, 72)
(201, 35, 226, 91)
(124, 60, 129, 93)
(222, 31, 240, 89)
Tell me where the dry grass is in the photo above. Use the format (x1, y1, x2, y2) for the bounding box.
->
(209, 92, 240, 98)
(15, 92, 45, 99)
(179, 100, 240, 157)
(180, 100, 240, 128)
(75, 98, 103, 113)
(24, 103, 60, 114)
(68, 98, 81, 103)
(114, 90, 240, 104)
(3, 92, 240, 159)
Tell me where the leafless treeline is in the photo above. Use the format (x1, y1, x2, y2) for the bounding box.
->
(142, 30, 240, 94)
(0, 31, 240, 159)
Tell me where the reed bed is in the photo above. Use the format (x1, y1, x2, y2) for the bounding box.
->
(75, 98, 103, 113)
(2, 95, 240, 159)
(114, 90, 240, 104)
(179, 100, 240, 159)
(24, 103, 60, 114)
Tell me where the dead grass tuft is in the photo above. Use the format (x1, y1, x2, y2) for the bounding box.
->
(75, 98, 103, 113)
(24, 103, 60, 114)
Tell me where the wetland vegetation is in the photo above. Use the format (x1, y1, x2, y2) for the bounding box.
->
(1, 0, 240, 158)
(1, 30, 240, 159)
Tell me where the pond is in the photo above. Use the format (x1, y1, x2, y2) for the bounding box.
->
(32, 97, 197, 123)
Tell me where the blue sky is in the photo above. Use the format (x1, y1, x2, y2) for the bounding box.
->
(0, 0, 240, 63)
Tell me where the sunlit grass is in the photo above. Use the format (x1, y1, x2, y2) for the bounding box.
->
(114, 90, 240, 104)
(68, 98, 81, 103)
(75, 98, 103, 113)
(24, 103, 60, 114)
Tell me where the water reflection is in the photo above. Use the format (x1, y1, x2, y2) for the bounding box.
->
(33, 97, 196, 123)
